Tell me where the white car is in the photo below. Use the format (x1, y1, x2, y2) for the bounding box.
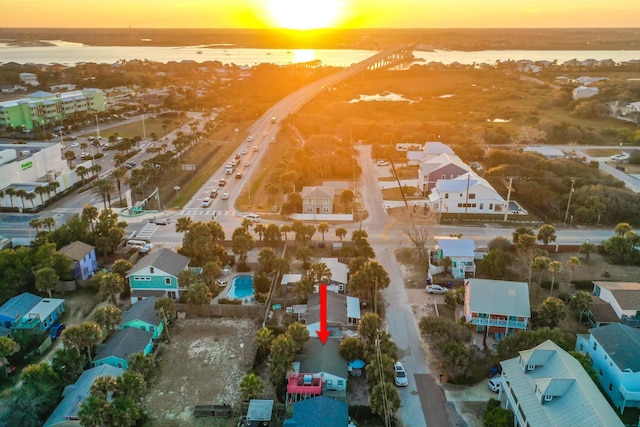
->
(244, 214, 260, 222)
(426, 285, 447, 294)
(376, 160, 390, 166)
(221, 193, 229, 200)
(70, 142, 79, 148)
(610, 153, 629, 161)
(246, 136, 253, 142)
(253, 146, 259, 152)
(241, 148, 248, 155)
(488, 376, 503, 392)
(201, 197, 212, 207)
(394, 362, 408, 387)
(244, 161, 250, 167)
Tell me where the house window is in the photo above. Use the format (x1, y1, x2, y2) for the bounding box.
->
(609, 383, 613, 391)
(579, 343, 584, 351)
(593, 342, 597, 351)
(338, 380, 344, 388)
(118, 362, 123, 368)
(469, 194, 476, 199)
(544, 395, 553, 402)
(150, 267, 155, 274)
(599, 369, 603, 376)
(489, 204, 493, 210)
(444, 193, 449, 199)
(165, 278, 171, 285)
(480, 203, 484, 210)
(441, 174, 446, 179)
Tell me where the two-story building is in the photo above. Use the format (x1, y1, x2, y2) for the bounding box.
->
(301, 186, 335, 214)
(499, 340, 623, 427)
(576, 323, 640, 413)
(464, 279, 530, 338)
(432, 237, 476, 279)
(0, 292, 42, 329)
(590, 281, 640, 328)
(427, 172, 507, 215)
(126, 248, 191, 303)
(58, 241, 98, 281)
(319, 258, 348, 293)
(287, 339, 348, 404)
(418, 153, 472, 195)
(301, 290, 360, 338)
(15, 297, 65, 333)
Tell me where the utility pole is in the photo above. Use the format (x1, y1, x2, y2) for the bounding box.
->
(563, 178, 576, 225)
(503, 177, 513, 222)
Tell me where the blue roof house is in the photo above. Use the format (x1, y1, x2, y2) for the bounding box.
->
(92, 328, 153, 370)
(0, 292, 42, 328)
(15, 297, 65, 332)
(126, 248, 190, 303)
(283, 396, 348, 427)
(43, 364, 124, 426)
(119, 296, 165, 340)
(576, 323, 640, 413)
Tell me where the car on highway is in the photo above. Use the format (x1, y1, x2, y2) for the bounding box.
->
(70, 142, 79, 148)
(253, 146, 259, 152)
(244, 161, 250, 167)
(246, 136, 253, 142)
(236, 172, 243, 179)
(210, 189, 219, 198)
(221, 193, 229, 200)
(376, 160, 390, 166)
(244, 214, 260, 223)
(80, 152, 90, 159)
(394, 362, 409, 387)
(241, 148, 248, 155)
(201, 197, 212, 207)
(610, 153, 629, 161)
(426, 284, 447, 294)
(218, 179, 227, 187)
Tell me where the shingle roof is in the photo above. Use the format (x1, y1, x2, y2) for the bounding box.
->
(466, 279, 531, 318)
(283, 396, 348, 427)
(94, 328, 152, 362)
(0, 292, 42, 320)
(593, 281, 640, 310)
(297, 339, 347, 380)
(300, 186, 335, 199)
(58, 241, 94, 261)
(589, 323, 640, 372)
(44, 365, 123, 427)
(588, 296, 620, 324)
(500, 340, 623, 427)
(120, 296, 161, 326)
(305, 291, 348, 325)
(127, 248, 190, 278)
(420, 153, 470, 176)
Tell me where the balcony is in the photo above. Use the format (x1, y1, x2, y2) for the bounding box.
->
(619, 383, 640, 402)
(621, 315, 640, 328)
(469, 315, 527, 330)
(286, 373, 322, 396)
(15, 315, 42, 330)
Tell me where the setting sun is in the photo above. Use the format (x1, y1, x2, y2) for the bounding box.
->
(265, 0, 344, 30)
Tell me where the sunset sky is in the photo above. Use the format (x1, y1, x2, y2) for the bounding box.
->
(3, 0, 639, 29)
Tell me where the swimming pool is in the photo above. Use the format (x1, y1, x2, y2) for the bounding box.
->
(227, 275, 254, 300)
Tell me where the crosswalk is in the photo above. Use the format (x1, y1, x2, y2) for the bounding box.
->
(136, 223, 158, 241)
(178, 208, 237, 217)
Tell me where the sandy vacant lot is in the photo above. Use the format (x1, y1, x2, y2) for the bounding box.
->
(143, 317, 259, 427)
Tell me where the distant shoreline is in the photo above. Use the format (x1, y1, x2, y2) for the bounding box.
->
(1, 28, 640, 51)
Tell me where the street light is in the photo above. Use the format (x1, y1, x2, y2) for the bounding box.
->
(563, 178, 576, 225)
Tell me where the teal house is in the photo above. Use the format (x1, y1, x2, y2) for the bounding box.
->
(92, 328, 153, 370)
(120, 296, 164, 340)
(126, 248, 191, 303)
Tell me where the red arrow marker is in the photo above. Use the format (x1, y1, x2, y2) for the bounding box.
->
(316, 283, 330, 344)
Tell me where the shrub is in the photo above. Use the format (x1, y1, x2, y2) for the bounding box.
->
(237, 263, 251, 272)
(218, 298, 242, 305)
(572, 280, 594, 290)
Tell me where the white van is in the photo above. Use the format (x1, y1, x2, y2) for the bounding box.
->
(126, 239, 152, 249)
(488, 376, 503, 392)
(244, 214, 260, 222)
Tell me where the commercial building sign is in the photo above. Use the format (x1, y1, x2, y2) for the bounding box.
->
(21, 160, 33, 171)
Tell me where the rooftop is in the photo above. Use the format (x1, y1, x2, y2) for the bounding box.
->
(589, 323, 640, 372)
(466, 279, 531, 317)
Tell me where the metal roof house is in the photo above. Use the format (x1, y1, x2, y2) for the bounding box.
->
(302, 291, 360, 337)
(433, 237, 476, 279)
(464, 279, 530, 336)
(499, 340, 623, 427)
(92, 327, 153, 370)
(319, 258, 348, 292)
(283, 395, 349, 427)
(43, 365, 124, 426)
(126, 248, 191, 303)
(0, 292, 42, 328)
(16, 297, 65, 332)
(576, 323, 640, 413)
(591, 281, 640, 328)
(119, 296, 165, 340)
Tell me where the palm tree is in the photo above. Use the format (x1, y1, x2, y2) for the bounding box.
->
(548, 260, 563, 296)
(580, 240, 597, 262)
(317, 222, 329, 241)
(532, 256, 551, 297)
(335, 227, 347, 241)
(90, 164, 102, 178)
(42, 216, 56, 231)
(537, 224, 557, 251)
(82, 205, 99, 233)
(15, 189, 28, 210)
(253, 223, 266, 241)
(93, 178, 115, 208)
(47, 181, 60, 197)
(25, 192, 36, 209)
(566, 256, 581, 292)
(5, 187, 16, 208)
(280, 224, 291, 241)
(175, 216, 193, 234)
(308, 262, 332, 286)
(110, 167, 127, 204)
(34, 185, 48, 205)
(29, 218, 43, 233)
(75, 166, 90, 185)
(98, 273, 125, 306)
(240, 372, 265, 401)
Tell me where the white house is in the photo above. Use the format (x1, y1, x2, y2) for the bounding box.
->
(19, 72, 39, 86)
(433, 237, 476, 279)
(572, 86, 599, 100)
(591, 281, 640, 327)
(319, 258, 348, 292)
(427, 172, 506, 215)
(301, 186, 335, 214)
(418, 153, 473, 194)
